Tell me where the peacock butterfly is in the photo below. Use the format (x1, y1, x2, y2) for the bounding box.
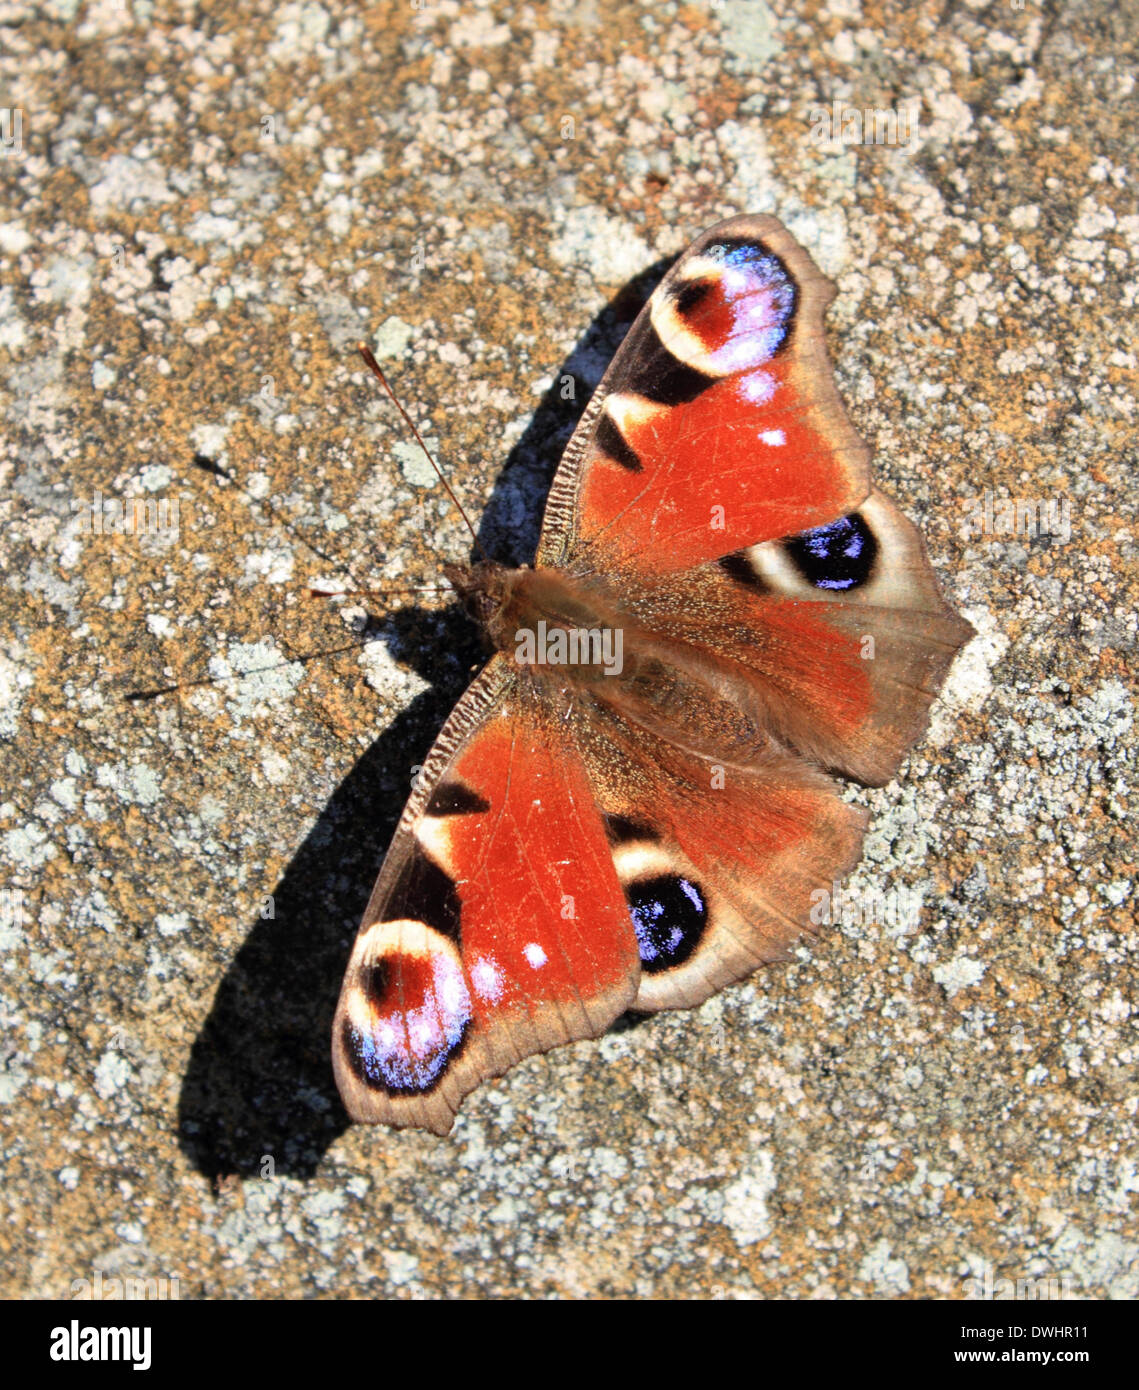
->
(333, 214, 973, 1134)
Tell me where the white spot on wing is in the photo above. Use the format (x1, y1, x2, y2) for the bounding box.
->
(439, 962, 470, 1015)
(739, 369, 776, 404)
(469, 954, 505, 1002)
(720, 266, 753, 300)
(523, 942, 547, 969)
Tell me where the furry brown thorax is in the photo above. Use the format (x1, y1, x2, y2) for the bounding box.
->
(444, 562, 618, 658)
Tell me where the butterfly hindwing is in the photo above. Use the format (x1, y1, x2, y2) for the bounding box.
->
(715, 488, 974, 784)
(598, 488, 973, 787)
(569, 697, 869, 1012)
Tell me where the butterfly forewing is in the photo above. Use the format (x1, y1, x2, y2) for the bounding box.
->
(537, 214, 872, 577)
(333, 657, 639, 1133)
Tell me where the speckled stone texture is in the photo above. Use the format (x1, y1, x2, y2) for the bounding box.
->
(1, 0, 1136, 1299)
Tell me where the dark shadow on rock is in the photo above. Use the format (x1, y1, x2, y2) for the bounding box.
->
(177, 254, 676, 1180)
(176, 604, 481, 1180)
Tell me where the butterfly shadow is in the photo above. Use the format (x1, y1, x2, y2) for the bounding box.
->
(176, 255, 676, 1180)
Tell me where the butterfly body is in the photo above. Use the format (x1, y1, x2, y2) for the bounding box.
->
(335, 215, 973, 1134)
(450, 560, 771, 761)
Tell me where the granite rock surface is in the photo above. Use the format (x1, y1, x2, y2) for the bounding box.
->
(1, 0, 1135, 1298)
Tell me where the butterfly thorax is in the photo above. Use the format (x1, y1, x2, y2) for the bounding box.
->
(445, 561, 623, 677)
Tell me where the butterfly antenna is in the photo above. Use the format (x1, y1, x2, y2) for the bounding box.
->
(123, 639, 371, 701)
(357, 343, 492, 566)
(308, 584, 452, 600)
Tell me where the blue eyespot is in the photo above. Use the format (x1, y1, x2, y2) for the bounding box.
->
(786, 513, 877, 591)
(629, 875, 707, 973)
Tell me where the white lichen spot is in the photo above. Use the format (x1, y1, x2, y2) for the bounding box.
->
(720, 1146, 776, 1247)
(927, 605, 1008, 746)
(353, 149, 385, 182)
(94, 1049, 131, 1099)
(186, 213, 243, 244)
(139, 463, 174, 492)
(0, 222, 32, 254)
(550, 206, 653, 285)
(392, 439, 441, 488)
(0, 647, 35, 740)
(0, 1063, 28, 1104)
(932, 955, 986, 998)
(129, 764, 162, 806)
(718, 0, 783, 72)
(715, 121, 779, 217)
(50, 778, 79, 811)
(3, 823, 56, 870)
(261, 750, 292, 785)
(370, 316, 415, 361)
(210, 640, 305, 719)
(301, 1189, 346, 1243)
(357, 638, 430, 702)
(0, 285, 27, 351)
(87, 155, 175, 212)
(190, 421, 230, 466)
(74, 890, 119, 934)
(449, 8, 511, 47)
(859, 1238, 911, 1294)
(383, 1249, 420, 1286)
(156, 912, 190, 938)
(243, 547, 295, 584)
(96, 761, 162, 807)
(1097, 990, 1131, 1024)
(590, 1147, 629, 1180)
(1079, 680, 1133, 742)
(925, 90, 974, 143)
(268, 2, 331, 62)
